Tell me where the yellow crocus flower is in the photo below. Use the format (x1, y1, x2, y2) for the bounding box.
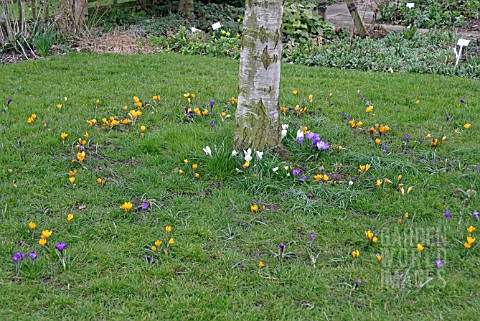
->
(120, 202, 133, 212)
(365, 231, 373, 240)
(41, 230, 52, 239)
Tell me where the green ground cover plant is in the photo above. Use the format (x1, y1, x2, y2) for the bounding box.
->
(377, 0, 479, 29)
(0, 52, 479, 320)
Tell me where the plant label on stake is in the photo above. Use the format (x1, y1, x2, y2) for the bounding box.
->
(406, 3, 415, 8)
(454, 39, 470, 67)
(458, 39, 470, 47)
(211, 22, 221, 30)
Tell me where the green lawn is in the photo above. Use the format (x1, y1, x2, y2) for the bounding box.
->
(0, 52, 479, 320)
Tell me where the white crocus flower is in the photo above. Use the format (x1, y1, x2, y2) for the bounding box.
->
(244, 148, 252, 162)
(256, 151, 263, 160)
(272, 167, 279, 173)
(203, 146, 212, 157)
(296, 129, 304, 139)
(231, 150, 238, 157)
(281, 124, 289, 139)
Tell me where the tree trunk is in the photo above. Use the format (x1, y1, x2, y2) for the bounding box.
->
(1, 0, 14, 41)
(346, 0, 366, 38)
(233, 0, 283, 151)
(317, 0, 327, 21)
(73, 0, 88, 33)
(178, 0, 193, 17)
(57, 0, 88, 35)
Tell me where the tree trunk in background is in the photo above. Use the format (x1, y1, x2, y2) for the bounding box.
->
(234, 0, 283, 150)
(178, 0, 193, 17)
(346, 0, 366, 38)
(57, 0, 88, 35)
(74, 0, 88, 33)
(317, 0, 327, 21)
(1, 0, 13, 42)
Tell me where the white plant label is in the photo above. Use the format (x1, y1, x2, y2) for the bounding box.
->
(457, 39, 470, 47)
(212, 22, 221, 30)
(406, 3, 415, 8)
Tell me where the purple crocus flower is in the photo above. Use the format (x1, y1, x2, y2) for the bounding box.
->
(297, 136, 304, 146)
(435, 258, 443, 268)
(305, 132, 315, 142)
(298, 175, 308, 182)
(292, 168, 301, 175)
(444, 210, 451, 219)
(210, 101, 215, 107)
(346, 116, 351, 121)
(141, 201, 149, 211)
(309, 233, 315, 240)
(473, 210, 479, 220)
(311, 134, 320, 147)
(361, 95, 365, 100)
(12, 252, 23, 262)
(210, 121, 215, 127)
(7, 98, 12, 105)
(341, 112, 345, 117)
(405, 134, 410, 140)
(316, 140, 329, 151)
(29, 252, 37, 260)
(460, 98, 465, 103)
(445, 115, 451, 121)
(55, 242, 67, 252)
(279, 243, 285, 251)
(382, 145, 387, 155)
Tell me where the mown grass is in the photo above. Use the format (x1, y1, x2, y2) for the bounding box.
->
(0, 52, 479, 320)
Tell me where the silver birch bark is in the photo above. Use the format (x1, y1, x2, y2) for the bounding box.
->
(234, 0, 283, 150)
